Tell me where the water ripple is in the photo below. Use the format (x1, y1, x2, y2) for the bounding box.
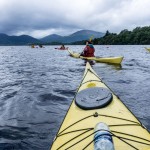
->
(0, 45, 150, 150)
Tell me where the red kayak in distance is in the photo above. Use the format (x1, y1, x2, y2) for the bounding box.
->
(55, 47, 69, 50)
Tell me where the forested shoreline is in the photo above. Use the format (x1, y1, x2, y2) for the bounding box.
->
(71, 26, 150, 45)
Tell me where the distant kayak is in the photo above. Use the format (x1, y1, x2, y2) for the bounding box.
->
(144, 47, 150, 52)
(51, 62, 150, 150)
(68, 49, 123, 64)
(55, 47, 68, 50)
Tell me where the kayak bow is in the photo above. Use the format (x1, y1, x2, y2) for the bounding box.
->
(144, 47, 150, 52)
(68, 49, 123, 64)
(51, 62, 150, 150)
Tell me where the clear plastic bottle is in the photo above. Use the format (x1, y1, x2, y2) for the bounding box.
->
(94, 122, 115, 150)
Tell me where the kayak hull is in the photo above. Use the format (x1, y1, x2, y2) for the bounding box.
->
(51, 63, 150, 150)
(68, 49, 123, 64)
(55, 48, 68, 50)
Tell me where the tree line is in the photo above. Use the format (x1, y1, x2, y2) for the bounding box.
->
(71, 26, 150, 45)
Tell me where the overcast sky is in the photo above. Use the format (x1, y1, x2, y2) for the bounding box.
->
(0, 0, 150, 38)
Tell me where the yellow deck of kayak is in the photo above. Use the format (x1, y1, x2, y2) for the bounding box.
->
(145, 47, 150, 52)
(68, 49, 123, 64)
(51, 62, 150, 150)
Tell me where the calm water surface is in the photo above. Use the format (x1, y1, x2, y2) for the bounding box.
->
(0, 45, 150, 150)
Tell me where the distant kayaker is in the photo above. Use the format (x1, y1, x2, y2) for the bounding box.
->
(31, 44, 35, 48)
(39, 44, 43, 48)
(81, 40, 95, 57)
(60, 45, 66, 50)
(55, 45, 68, 50)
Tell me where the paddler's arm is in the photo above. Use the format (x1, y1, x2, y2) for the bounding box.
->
(79, 51, 84, 57)
(80, 45, 87, 57)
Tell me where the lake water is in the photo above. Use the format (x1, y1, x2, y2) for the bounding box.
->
(0, 45, 150, 150)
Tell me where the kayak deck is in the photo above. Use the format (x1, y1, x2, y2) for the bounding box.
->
(68, 49, 123, 64)
(51, 62, 150, 150)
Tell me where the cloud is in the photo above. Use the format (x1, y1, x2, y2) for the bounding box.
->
(0, 0, 150, 38)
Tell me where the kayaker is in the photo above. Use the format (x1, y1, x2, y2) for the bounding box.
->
(60, 45, 66, 50)
(39, 44, 43, 48)
(55, 45, 68, 50)
(81, 40, 95, 57)
(31, 44, 35, 48)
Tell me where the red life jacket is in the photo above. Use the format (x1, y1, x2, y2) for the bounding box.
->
(83, 45, 95, 57)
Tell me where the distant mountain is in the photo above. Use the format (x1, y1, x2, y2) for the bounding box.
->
(40, 34, 63, 43)
(40, 30, 104, 43)
(0, 33, 41, 45)
(0, 30, 104, 45)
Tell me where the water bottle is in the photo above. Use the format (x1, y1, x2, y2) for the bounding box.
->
(94, 122, 115, 150)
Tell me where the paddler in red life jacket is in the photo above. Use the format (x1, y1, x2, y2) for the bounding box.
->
(81, 40, 95, 57)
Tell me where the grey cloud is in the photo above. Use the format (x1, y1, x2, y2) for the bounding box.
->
(0, 0, 150, 38)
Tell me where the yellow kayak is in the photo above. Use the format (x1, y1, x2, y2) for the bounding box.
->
(68, 49, 123, 64)
(145, 47, 150, 52)
(51, 62, 150, 150)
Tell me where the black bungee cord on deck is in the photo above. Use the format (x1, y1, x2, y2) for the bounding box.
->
(54, 68, 150, 150)
(56, 111, 150, 150)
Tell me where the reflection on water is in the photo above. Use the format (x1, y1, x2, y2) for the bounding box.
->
(0, 45, 150, 150)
